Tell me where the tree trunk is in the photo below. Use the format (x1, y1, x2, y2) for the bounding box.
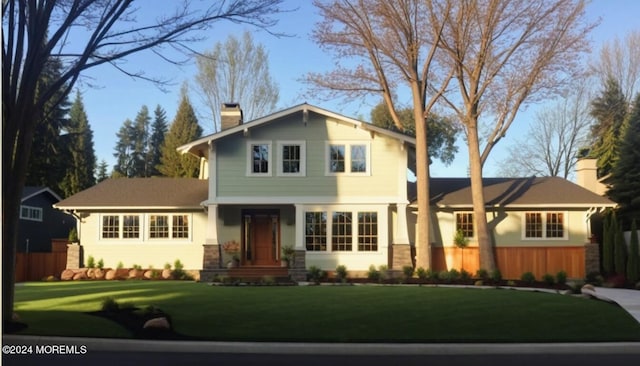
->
(467, 123, 496, 272)
(412, 91, 431, 270)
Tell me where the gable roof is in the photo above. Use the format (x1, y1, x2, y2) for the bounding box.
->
(22, 186, 62, 203)
(409, 177, 615, 208)
(178, 103, 416, 158)
(54, 178, 208, 210)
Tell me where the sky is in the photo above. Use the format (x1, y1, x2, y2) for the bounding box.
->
(76, 0, 640, 178)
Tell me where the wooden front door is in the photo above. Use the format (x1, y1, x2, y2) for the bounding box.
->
(242, 211, 280, 266)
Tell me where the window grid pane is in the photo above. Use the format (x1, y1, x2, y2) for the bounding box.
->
(357, 212, 377, 251)
(525, 213, 543, 238)
(456, 213, 474, 237)
(351, 145, 367, 172)
(150, 215, 169, 238)
(123, 215, 140, 238)
(102, 215, 119, 239)
(305, 212, 327, 251)
(329, 145, 345, 173)
(252, 144, 269, 173)
(546, 212, 564, 238)
(331, 212, 352, 251)
(172, 215, 189, 238)
(282, 145, 301, 173)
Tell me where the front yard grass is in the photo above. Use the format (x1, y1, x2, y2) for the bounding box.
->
(12, 281, 640, 342)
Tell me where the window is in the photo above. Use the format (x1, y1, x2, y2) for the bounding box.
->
(102, 215, 120, 239)
(172, 215, 189, 238)
(20, 205, 42, 222)
(305, 212, 327, 251)
(357, 212, 378, 251)
(524, 212, 566, 239)
(455, 212, 474, 238)
(123, 215, 140, 239)
(331, 212, 353, 251)
(247, 141, 271, 175)
(326, 142, 370, 175)
(278, 141, 306, 176)
(149, 215, 169, 238)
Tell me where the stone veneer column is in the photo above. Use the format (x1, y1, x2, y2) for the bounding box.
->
(584, 242, 600, 276)
(202, 244, 221, 270)
(392, 203, 413, 269)
(66, 243, 82, 269)
(391, 244, 412, 269)
(288, 249, 307, 281)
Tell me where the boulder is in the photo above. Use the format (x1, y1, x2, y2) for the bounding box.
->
(143, 270, 153, 279)
(86, 268, 96, 279)
(73, 271, 87, 280)
(61, 269, 75, 281)
(105, 269, 117, 280)
(94, 268, 105, 280)
(129, 269, 142, 279)
(161, 269, 172, 279)
(115, 268, 130, 279)
(143, 317, 171, 330)
(581, 284, 596, 296)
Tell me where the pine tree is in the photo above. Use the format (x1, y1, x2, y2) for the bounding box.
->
(148, 105, 169, 176)
(627, 220, 639, 284)
(602, 210, 614, 275)
(612, 213, 627, 276)
(25, 57, 69, 193)
(131, 105, 151, 177)
(113, 119, 135, 177)
(589, 77, 628, 178)
(157, 90, 203, 177)
(607, 93, 640, 223)
(60, 91, 96, 196)
(96, 159, 110, 182)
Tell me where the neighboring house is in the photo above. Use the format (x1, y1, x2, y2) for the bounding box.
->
(19, 187, 75, 252)
(55, 103, 615, 280)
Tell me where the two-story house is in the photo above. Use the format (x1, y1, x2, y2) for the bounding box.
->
(55, 103, 614, 280)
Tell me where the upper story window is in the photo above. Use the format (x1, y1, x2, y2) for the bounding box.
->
(455, 212, 474, 238)
(247, 141, 272, 176)
(20, 205, 42, 222)
(277, 141, 306, 176)
(326, 142, 370, 175)
(523, 212, 566, 240)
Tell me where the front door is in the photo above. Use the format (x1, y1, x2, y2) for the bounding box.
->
(242, 211, 280, 266)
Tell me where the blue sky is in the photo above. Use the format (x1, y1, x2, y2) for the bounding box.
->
(77, 0, 640, 178)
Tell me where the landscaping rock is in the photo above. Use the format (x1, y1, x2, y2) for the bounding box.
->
(61, 269, 75, 281)
(87, 268, 96, 279)
(143, 270, 153, 279)
(115, 268, 130, 279)
(581, 284, 596, 296)
(73, 271, 87, 280)
(129, 269, 142, 279)
(105, 269, 117, 280)
(143, 317, 171, 330)
(162, 269, 172, 279)
(94, 268, 105, 280)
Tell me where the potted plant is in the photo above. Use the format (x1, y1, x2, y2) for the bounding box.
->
(68, 227, 79, 244)
(222, 240, 241, 268)
(453, 229, 469, 269)
(281, 245, 295, 268)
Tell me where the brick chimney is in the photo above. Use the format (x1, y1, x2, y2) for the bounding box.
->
(220, 103, 243, 131)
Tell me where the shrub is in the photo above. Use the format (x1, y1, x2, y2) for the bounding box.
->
(474, 280, 484, 286)
(261, 276, 276, 285)
(585, 271, 603, 286)
(506, 280, 516, 287)
(475, 268, 489, 280)
(101, 297, 120, 312)
(367, 265, 381, 282)
(402, 266, 414, 280)
(164, 262, 172, 270)
(521, 271, 536, 284)
(87, 256, 95, 269)
(307, 266, 326, 283)
(556, 270, 568, 285)
(335, 265, 348, 282)
(170, 259, 193, 280)
(174, 259, 184, 271)
(132, 264, 142, 270)
(68, 228, 78, 242)
(416, 267, 433, 280)
(490, 269, 502, 283)
(97, 258, 104, 269)
(116, 261, 124, 270)
(378, 265, 390, 281)
(460, 269, 472, 280)
(438, 270, 451, 282)
(542, 273, 555, 286)
(448, 268, 460, 281)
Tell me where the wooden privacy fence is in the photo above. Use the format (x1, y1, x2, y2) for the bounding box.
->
(15, 240, 68, 282)
(432, 246, 586, 279)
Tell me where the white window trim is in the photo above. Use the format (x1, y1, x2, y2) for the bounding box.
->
(146, 213, 192, 241)
(521, 211, 569, 240)
(20, 205, 43, 222)
(324, 141, 371, 176)
(246, 140, 273, 177)
(276, 140, 306, 177)
(99, 213, 193, 242)
(454, 211, 475, 239)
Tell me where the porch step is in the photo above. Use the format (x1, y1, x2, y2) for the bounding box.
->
(228, 266, 289, 279)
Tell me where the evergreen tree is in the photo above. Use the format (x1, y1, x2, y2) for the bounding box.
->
(589, 77, 628, 178)
(602, 210, 614, 275)
(96, 159, 110, 182)
(131, 105, 151, 176)
(613, 213, 627, 276)
(157, 90, 203, 177)
(148, 105, 169, 176)
(627, 219, 639, 284)
(25, 57, 69, 193)
(60, 91, 96, 196)
(113, 119, 135, 177)
(607, 93, 640, 223)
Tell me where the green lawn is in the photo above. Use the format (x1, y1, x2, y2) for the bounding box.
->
(12, 281, 640, 342)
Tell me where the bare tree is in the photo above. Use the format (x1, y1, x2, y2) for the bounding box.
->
(433, 0, 596, 271)
(591, 30, 640, 105)
(2, 0, 284, 325)
(308, 0, 455, 270)
(497, 83, 593, 179)
(195, 31, 279, 132)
